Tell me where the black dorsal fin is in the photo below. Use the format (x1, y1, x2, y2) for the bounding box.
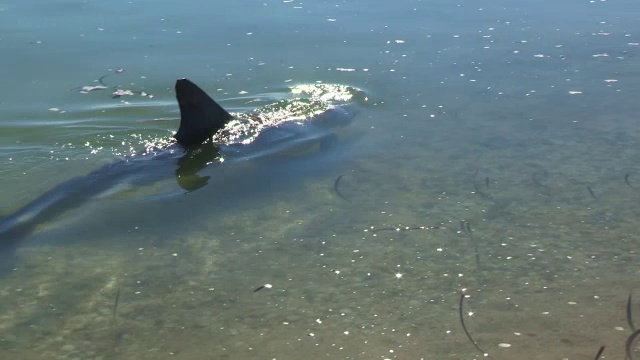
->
(174, 78, 234, 148)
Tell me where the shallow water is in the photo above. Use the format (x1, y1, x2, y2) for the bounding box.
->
(1, 0, 640, 359)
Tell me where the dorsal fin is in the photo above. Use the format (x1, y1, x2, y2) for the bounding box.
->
(174, 78, 234, 148)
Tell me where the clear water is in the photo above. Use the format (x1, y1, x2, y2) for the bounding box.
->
(1, 0, 639, 359)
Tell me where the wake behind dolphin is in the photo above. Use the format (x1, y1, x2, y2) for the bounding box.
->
(0, 78, 363, 255)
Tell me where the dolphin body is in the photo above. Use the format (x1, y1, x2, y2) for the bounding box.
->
(0, 79, 357, 253)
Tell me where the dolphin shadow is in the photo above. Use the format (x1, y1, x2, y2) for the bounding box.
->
(175, 142, 220, 192)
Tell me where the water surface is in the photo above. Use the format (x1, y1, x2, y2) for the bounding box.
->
(1, 0, 640, 359)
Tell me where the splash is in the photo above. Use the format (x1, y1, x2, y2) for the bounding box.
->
(84, 83, 365, 156)
(214, 83, 365, 145)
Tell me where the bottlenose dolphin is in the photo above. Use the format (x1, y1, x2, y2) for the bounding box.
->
(0, 79, 358, 253)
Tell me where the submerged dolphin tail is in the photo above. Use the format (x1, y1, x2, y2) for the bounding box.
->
(174, 78, 234, 148)
(0, 214, 31, 272)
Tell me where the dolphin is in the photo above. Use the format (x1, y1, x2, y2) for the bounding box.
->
(0, 78, 358, 254)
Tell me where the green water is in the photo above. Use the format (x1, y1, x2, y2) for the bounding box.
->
(1, 0, 640, 359)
